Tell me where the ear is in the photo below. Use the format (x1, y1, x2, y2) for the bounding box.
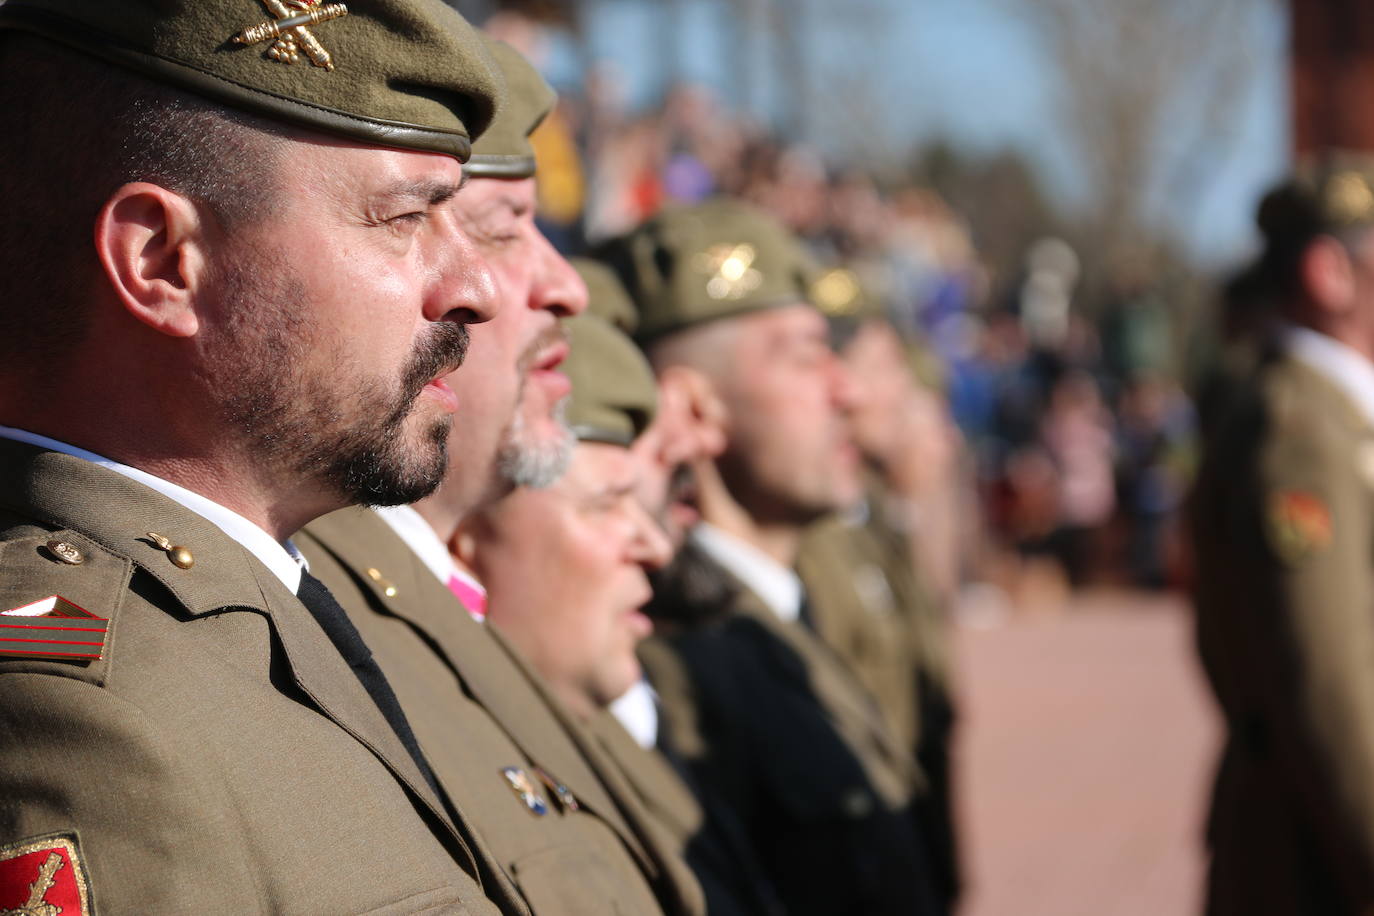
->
(1302, 235, 1357, 316)
(659, 365, 729, 459)
(449, 523, 480, 570)
(94, 182, 211, 338)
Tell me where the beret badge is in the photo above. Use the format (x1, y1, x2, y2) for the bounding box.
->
(233, 0, 349, 71)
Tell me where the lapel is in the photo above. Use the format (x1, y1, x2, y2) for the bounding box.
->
(714, 559, 915, 778)
(303, 508, 656, 871)
(0, 442, 475, 869)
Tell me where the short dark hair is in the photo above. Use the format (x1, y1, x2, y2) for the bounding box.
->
(0, 33, 289, 366)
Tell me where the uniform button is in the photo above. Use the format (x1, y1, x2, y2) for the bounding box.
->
(45, 539, 84, 565)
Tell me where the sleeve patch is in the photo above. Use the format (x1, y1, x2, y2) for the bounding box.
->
(0, 597, 108, 662)
(1267, 490, 1333, 563)
(0, 833, 92, 916)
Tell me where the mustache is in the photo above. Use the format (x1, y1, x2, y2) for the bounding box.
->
(400, 322, 471, 402)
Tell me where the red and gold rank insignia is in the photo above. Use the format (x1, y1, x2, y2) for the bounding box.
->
(0, 597, 108, 662)
(0, 834, 92, 916)
(1268, 490, 1333, 564)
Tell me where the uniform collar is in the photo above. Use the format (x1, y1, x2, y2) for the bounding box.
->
(1283, 325, 1374, 428)
(0, 425, 305, 593)
(690, 521, 803, 623)
(371, 505, 486, 619)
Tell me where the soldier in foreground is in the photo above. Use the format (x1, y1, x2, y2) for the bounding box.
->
(599, 198, 941, 915)
(0, 0, 519, 911)
(294, 40, 705, 916)
(1191, 159, 1374, 915)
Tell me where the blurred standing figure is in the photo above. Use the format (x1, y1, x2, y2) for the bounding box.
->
(600, 199, 940, 916)
(801, 268, 964, 911)
(1192, 158, 1374, 916)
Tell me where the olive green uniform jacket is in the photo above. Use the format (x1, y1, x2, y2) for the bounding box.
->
(1192, 350, 1374, 915)
(297, 508, 703, 916)
(797, 501, 961, 909)
(0, 441, 508, 915)
(640, 540, 939, 916)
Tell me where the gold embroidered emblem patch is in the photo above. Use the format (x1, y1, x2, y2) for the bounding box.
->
(0, 834, 92, 916)
(1268, 490, 1333, 563)
(694, 243, 763, 301)
(234, 0, 349, 71)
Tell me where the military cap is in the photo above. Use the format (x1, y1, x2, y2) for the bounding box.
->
(599, 197, 819, 343)
(1258, 152, 1374, 248)
(564, 314, 658, 447)
(466, 39, 555, 178)
(573, 258, 639, 334)
(0, 0, 500, 161)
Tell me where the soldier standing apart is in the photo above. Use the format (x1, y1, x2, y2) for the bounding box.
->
(1192, 158, 1374, 916)
(0, 0, 520, 912)
(597, 198, 941, 915)
(294, 38, 706, 916)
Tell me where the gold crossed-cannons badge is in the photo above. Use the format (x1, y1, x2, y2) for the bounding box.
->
(234, 0, 349, 71)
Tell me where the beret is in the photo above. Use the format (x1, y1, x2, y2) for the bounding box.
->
(0, 0, 501, 161)
(596, 197, 818, 343)
(563, 314, 658, 447)
(466, 38, 555, 178)
(1258, 151, 1374, 248)
(572, 258, 639, 335)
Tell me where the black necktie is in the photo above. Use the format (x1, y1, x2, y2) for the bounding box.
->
(295, 569, 443, 800)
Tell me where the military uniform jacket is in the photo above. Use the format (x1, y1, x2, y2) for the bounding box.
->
(640, 541, 939, 916)
(0, 441, 508, 915)
(798, 503, 962, 909)
(297, 509, 700, 916)
(1192, 351, 1374, 915)
(585, 708, 783, 916)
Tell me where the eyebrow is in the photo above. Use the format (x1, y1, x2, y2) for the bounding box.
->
(374, 176, 466, 209)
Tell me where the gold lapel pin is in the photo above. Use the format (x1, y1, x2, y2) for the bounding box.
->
(147, 532, 195, 570)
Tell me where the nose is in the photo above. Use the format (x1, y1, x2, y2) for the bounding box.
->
(628, 500, 673, 571)
(530, 233, 588, 318)
(829, 354, 862, 413)
(430, 223, 501, 326)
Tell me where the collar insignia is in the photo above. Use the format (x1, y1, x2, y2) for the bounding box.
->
(234, 0, 350, 71)
(501, 767, 551, 816)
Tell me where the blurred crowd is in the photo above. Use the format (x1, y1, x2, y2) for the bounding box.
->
(500, 23, 1201, 612)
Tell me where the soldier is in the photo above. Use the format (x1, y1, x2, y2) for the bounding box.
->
(597, 198, 941, 916)
(292, 40, 705, 916)
(1191, 156, 1374, 915)
(803, 266, 964, 910)
(460, 261, 786, 916)
(0, 0, 518, 912)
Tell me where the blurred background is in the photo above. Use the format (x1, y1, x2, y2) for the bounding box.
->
(448, 2, 1345, 912)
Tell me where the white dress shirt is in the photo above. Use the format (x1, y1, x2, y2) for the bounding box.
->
(690, 521, 805, 624)
(1284, 324, 1374, 427)
(610, 678, 661, 750)
(372, 504, 486, 619)
(0, 425, 306, 593)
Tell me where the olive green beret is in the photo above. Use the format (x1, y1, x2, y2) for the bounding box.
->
(466, 39, 554, 178)
(1258, 152, 1374, 247)
(0, 0, 500, 161)
(597, 197, 818, 343)
(564, 314, 658, 447)
(572, 258, 639, 334)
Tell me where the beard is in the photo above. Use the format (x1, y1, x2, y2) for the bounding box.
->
(493, 324, 574, 490)
(207, 256, 470, 508)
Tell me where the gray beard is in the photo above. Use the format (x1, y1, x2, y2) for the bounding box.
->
(495, 397, 574, 490)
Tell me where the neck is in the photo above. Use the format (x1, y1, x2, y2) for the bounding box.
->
(694, 458, 802, 567)
(0, 407, 335, 542)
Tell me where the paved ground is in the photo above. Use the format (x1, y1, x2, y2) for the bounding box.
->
(953, 588, 1221, 916)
